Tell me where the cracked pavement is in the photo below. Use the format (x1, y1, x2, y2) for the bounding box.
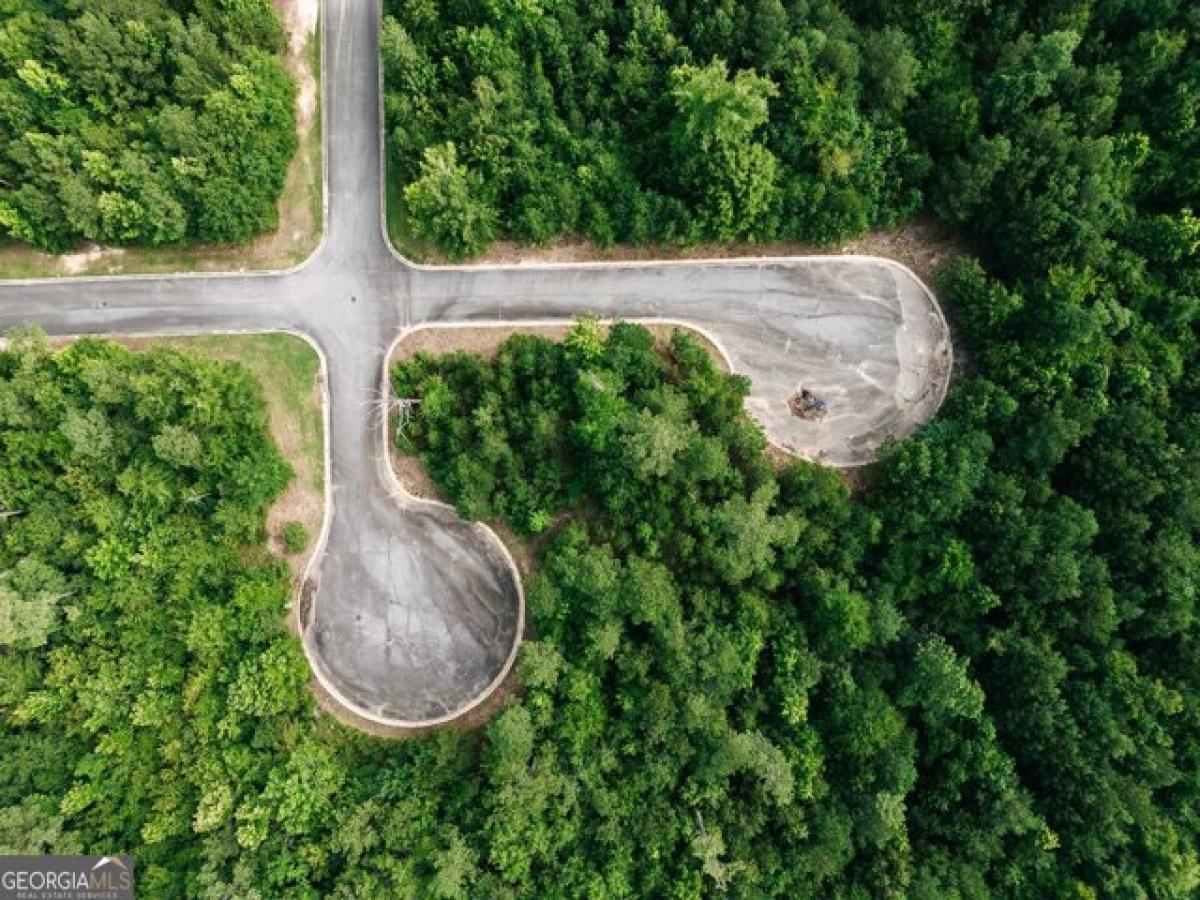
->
(0, 0, 951, 725)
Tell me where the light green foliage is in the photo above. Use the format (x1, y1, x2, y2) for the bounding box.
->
(403, 143, 498, 260)
(668, 60, 776, 152)
(691, 824, 736, 889)
(0, 1, 296, 252)
(562, 315, 605, 364)
(900, 636, 985, 722)
(281, 520, 309, 554)
(0, 332, 303, 894)
(0, 558, 70, 649)
(263, 740, 345, 836)
(228, 639, 309, 718)
(667, 61, 782, 240)
(0, 796, 80, 855)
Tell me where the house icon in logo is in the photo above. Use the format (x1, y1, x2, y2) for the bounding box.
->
(91, 857, 129, 872)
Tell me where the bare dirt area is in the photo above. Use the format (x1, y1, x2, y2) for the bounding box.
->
(414, 217, 965, 290)
(392, 323, 576, 362)
(262, 365, 326, 582)
(60, 246, 125, 275)
(277, 0, 319, 136)
(0, 0, 322, 279)
(390, 450, 441, 502)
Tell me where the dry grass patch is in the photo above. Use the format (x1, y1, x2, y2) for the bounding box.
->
(393, 214, 964, 290)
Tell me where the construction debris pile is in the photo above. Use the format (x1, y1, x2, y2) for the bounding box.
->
(789, 388, 828, 421)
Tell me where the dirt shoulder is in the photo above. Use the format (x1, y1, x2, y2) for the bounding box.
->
(0, 0, 323, 279)
(395, 216, 963, 290)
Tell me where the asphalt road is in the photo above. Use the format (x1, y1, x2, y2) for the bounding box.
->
(0, 0, 952, 726)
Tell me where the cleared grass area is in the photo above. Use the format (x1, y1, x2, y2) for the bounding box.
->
(0, 3, 323, 279)
(385, 172, 436, 264)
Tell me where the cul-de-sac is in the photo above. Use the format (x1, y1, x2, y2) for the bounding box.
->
(1, 1, 1197, 896)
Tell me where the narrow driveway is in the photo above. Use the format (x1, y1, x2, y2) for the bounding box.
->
(0, 0, 951, 726)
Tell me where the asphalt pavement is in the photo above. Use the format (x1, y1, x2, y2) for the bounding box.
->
(0, 0, 951, 726)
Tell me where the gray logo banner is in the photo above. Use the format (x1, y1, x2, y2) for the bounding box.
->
(0, 856, 135, 900)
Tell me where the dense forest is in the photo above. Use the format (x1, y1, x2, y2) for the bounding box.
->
(0, 0, 296, 251)
(7, 305, 1193, 895)
(383, 0, 1197, 265)
(2, 0, 1199, 896)
(377, 0, 1191, 892)
(4, 309, 1190, 897)
(388, 288, 1200, 896)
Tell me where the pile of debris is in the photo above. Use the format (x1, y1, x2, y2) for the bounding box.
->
(788, 388, 827, 421)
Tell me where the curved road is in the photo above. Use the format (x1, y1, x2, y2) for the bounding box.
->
(0, 0, 951, 726)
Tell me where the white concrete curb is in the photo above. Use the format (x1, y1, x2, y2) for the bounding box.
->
(392, 302, 953, 468)
(4, 0, 953, 735)
(326, 328, 528, 729)
(377, 0, 411, 271)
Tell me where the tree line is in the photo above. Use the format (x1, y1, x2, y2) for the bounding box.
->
(383, 0, 1197, 270)
(384, 0, 924, 257)
(387, 273, 1197, 894)
(0, 0, 296, 251)
(1, 0, 1198, 894)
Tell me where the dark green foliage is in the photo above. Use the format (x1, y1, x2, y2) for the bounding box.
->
(5, 245, 1200, 896)
(385, 292, 1193, 892)
(393, 322, 898, 895)
(382, 0, 924, 257)
(3, 0, 1199, 892)
(377, 0, 1200, 882)
(0, 1, 296, 252)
